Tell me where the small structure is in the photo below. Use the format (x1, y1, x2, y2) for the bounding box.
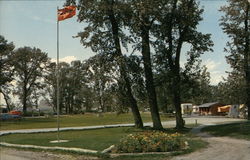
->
(0, 105, 8, 113)
(38, 100, 54, 113)
(192, 105, 199, 114)
(181, 103, 193, 115)
(228, 105, 239, 118)
(198, 102, 224, 115)
(225, 104, 248, 118)
(218, 105, 231, 115)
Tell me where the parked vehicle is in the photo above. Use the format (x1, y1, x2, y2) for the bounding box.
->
(0, 113, 22, 121)
(9, 110, 22, 116)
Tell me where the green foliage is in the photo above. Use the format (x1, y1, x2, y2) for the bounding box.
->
(0, 35, 15, 111)
(181, 65, 213, 105)
(113, 131, 187, 153)
(83, 53, 118, 112)
(64, 0, 214, 129)
(215, 71, 246, 104)
(220, 0, 250, 119)
(43, 60, 96, 114)
(66, 0, 145, 127)
(12, 47, 49, 113)
(152, 0, 213, 128)
(0, 35, 15, 86)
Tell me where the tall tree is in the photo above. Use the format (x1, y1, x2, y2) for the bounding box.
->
(215, 71, 245, 104)
(106, 0, 144, 127)
(125, 55, 148, 111)
(182, 64, 212, 105)
(128, 0, 164, 130)
(43, 61, 92, 113)
(0, 35, 15, 111)
(220, 0, 250, 120)
(155, 53, 213, 112)
(43, 62, 57, 112)
(12, 47, 48, 114)
(66, 0, 144, 128)
(83, 54, 116, 112)
(153, 0, 213, 129)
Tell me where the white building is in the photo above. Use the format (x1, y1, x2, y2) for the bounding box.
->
(38, 99, 54, 113)
(181, 103, 193, 115)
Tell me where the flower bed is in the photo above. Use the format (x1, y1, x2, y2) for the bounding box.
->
(113, 131, 187, 153)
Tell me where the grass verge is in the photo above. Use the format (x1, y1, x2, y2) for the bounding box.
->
(0, 112, 174, 130)
(201, 121, 250, 140)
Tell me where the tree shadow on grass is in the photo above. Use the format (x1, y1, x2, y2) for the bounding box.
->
(201, 121, 250, 139)
(0, 118, 56, 129)
(123, 126, 192, 134)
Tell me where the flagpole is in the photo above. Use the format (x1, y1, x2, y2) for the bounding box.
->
(51, 5, 76, 143)
(56, 6, 60, 142)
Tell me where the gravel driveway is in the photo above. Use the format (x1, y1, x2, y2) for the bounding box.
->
(171, 132, 250, 160)
(170, 117, 250, 160)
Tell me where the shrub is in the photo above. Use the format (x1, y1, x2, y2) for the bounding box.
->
(113, 131, 187, 153)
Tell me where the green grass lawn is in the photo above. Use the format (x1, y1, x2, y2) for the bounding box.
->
(1, 127, 186, 151)
(0, 112, 174, 130)
(201, 121, 250, 140)
(0, 126, 207, 160)
(1, 127, 133, 151)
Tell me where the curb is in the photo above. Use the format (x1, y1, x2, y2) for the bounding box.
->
(0, 142, 98, 154)
(0, 124, 136, 136)
(110, 151, 172, 158)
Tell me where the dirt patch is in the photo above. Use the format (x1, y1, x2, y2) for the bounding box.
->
(0, 147, 99, 160)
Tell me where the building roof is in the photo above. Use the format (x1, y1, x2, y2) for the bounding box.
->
(197, 102, 220, 108)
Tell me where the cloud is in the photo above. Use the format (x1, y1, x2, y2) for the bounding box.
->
(202, 59, 227, 85)
(210, 72, 227, 85)
(180, 61, 185, 68)
(51, 56, 78, 64)
(203, 59, 221, 71)
(31, 16, 55, 24)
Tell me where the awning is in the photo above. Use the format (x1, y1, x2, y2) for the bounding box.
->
(218, 105, 231, 112)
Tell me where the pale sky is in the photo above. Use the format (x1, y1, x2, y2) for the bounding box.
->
(0, 0, 230, 89)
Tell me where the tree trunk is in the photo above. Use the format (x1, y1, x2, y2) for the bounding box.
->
(141, 25, 163, 130)
(22, 85, 27, 114)
(244, 2, 250, 120)
(98, 95, 104, 112)
(66, 104, 68, 114)
(107, 1, 144, 128)
(172, 68, 185, 129)
(2, 92, 11, 112)
(86, 99, 92, 112)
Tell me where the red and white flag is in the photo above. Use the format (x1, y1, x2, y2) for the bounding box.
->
(58, 6, 76, 21)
